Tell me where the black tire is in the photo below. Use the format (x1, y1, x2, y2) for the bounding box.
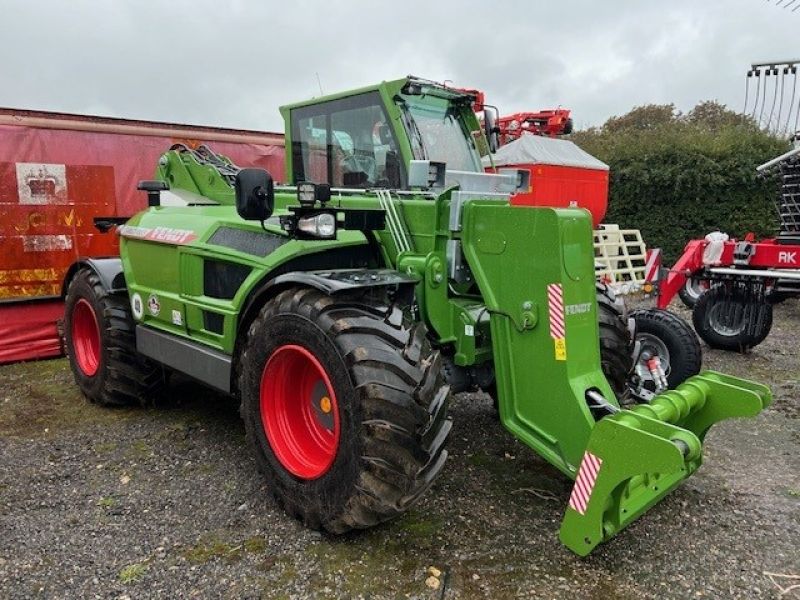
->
(597, 282, 634, 398)
(239, 287, 451, 533)
(64, 268, 163, 406)
(692, 285, 773, 351)
(678, 278, 708, 309)
(630, 308, 701, 389)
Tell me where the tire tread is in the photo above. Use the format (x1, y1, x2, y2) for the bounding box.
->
(240, 287, 451, 533)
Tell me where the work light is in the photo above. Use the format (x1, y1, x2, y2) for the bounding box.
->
(297, 182, 317, 207)
(297, 212, 336, 239)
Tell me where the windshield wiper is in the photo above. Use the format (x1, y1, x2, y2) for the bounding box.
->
(395, 98, 428, 160)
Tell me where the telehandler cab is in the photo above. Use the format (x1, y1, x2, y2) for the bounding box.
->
(63, 77, 771, 555)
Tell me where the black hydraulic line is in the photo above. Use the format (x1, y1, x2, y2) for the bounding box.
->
(757, 69, 770, 127)
(751, 69, 762, 120)
(767, 68, 781, 130)
(743, 71, 752, 116)
(784, 67, 798, 136)
(774, 67, 787, 132)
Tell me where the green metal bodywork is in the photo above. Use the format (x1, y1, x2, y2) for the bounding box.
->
(117, 76, 772, 555)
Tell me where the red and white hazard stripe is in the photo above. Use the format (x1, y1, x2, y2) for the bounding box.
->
(644, 248, 661, 283)
(547, 283, 566, 339)
(568, 451, 603, 515)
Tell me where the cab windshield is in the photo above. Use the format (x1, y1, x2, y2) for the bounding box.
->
(399, 96, 483, 172)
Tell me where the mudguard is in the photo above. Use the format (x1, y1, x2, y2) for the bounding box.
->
(269, 268, 418, 296)
(62, 258, 127, 296)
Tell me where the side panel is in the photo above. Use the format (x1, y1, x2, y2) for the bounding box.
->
(136, 325, 232, 393)
(120, 202, 375, 355)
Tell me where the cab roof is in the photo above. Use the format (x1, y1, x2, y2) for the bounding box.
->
(279, 76, 476, 114)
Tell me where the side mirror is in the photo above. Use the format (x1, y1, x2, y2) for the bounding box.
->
(484, 107, 500, 153)
(235, 168, 274, 221)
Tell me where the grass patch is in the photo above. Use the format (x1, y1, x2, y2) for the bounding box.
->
(398, 512, 442, 537)
(183, 539, 241, 563)
(119, 563, 147, 584)
(128, 439, 151, 457)
(304, 530, 424, 596)
(93, 441, 118, 454)
(243, 536, 267, 554)
(97, 496, 116, 509)
(183, 534, 268, 564)
(0, 359, 136, 437)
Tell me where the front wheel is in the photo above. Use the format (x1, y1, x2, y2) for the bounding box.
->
(631, 308, 702, 392)
(239, 287, 451, 533)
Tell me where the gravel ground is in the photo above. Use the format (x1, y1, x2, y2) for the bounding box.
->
(0, 301, 798, 599)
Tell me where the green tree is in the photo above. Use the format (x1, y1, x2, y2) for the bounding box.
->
(603, 104, 678, 133)
(685, 100, 757, 131)
(571, 102, 787, 261)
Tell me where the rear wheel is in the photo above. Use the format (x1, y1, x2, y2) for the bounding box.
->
(239, 287, 451, 533)
(631, 308, 701, 391)
(64, 268, 163, 406)
(692, 285, 773, 351)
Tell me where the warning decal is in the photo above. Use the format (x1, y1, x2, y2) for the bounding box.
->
(568, 451, 603, 515)
(547, 283, 567, 360)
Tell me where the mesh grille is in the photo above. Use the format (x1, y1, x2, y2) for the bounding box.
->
(777, 157, 800, 235)
(207, 226, 286, 257)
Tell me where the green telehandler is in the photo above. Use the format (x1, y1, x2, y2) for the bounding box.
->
(63, 77, 771, 555)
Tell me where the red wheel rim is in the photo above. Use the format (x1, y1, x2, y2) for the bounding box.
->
(260, 344, 340, 479)
(72, 298, 101, 377)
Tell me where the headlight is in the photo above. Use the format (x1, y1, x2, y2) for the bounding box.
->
(297, 212, 336, 239)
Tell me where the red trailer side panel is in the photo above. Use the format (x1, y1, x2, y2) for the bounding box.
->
(0, 299, 64, 363)
(510, 164, 609, 228)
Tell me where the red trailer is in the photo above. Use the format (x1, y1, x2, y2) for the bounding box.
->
(0, 108, 284, 363)
(487, 132, 610, 228)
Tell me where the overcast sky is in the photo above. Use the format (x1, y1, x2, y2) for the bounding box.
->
(0, 0, 797, 133)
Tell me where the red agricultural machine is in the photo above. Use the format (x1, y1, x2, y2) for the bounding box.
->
(657, 143, 800, 350)
(655, 59, 800, 351)
(457, 88, 573, 142)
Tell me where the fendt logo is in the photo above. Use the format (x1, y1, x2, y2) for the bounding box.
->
(778, 251, 798, 264)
